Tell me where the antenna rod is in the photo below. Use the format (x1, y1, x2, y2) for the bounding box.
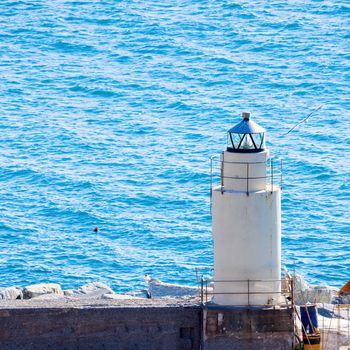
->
(284, 105, 324, 136)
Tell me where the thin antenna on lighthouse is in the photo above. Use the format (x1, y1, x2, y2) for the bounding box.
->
(284, 105, 324, 136)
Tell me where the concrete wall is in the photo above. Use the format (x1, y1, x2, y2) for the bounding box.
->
(0, 305, 201, 350)
(203, 305, 294, 350)
(0, 302, 294, 350)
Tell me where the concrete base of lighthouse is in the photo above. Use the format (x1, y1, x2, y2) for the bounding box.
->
(212, 186, 281, 306)
(202, 304, 293, 350)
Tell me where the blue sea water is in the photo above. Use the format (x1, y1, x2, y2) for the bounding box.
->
(0, 0, 348, 292)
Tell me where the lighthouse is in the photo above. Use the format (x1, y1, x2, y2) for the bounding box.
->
(212, 112, 282, 306)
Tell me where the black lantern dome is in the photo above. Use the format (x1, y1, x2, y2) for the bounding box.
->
(227, 112, 266, 153)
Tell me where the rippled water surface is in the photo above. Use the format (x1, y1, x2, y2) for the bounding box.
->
(0, 0, 349, 291)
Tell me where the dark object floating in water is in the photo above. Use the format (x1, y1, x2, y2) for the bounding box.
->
(93, 226, 99, 233)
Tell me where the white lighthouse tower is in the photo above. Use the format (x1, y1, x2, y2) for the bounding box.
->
(212, 112, 281, 306)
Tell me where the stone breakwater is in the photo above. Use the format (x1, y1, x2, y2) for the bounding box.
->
(0, 275, 349, 304)
(293, 275, 350, 305)
(0, 282, 149, 301)
(0, 275, 200, 302)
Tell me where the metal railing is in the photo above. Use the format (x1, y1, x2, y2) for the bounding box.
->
(210, 155, 282, 205)
(199, 277, 293, 307)
(318, 303, 350, 350)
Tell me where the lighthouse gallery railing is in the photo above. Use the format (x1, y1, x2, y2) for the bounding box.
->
(210, 156, 282, 209)
(199, 277, 293, 307)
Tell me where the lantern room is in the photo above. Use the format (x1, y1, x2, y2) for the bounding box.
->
(227, 112, 266, 152)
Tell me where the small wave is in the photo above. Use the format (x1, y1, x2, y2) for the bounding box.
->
(52, 41, 99, 54)
(284, 22, 302, 30)
(69, 85, 121, 98)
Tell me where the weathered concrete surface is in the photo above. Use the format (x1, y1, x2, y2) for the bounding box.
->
(0, 298, 201, 350)
(0, 299, 294, 350)
(203, 305, 294, 350)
